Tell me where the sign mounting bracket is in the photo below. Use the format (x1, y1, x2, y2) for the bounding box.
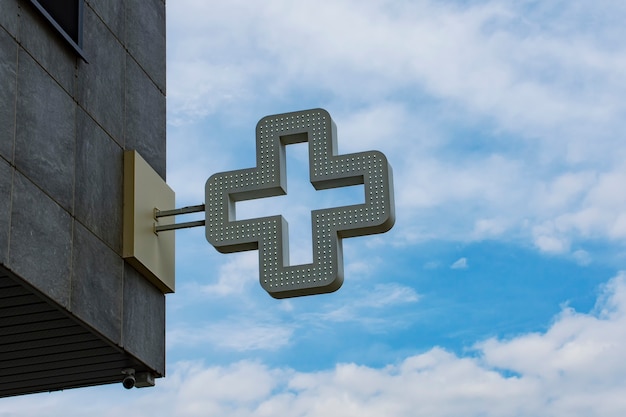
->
(153, 204, 206, 233)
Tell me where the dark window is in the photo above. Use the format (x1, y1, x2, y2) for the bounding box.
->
(29, 0, 86, 61)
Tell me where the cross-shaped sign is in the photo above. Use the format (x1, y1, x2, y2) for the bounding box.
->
(205, 109, 395, 298)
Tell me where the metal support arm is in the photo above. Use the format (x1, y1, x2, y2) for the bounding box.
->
(153, 204, 205, 234)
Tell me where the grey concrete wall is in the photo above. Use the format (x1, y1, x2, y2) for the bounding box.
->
(0, 0, 167, 375)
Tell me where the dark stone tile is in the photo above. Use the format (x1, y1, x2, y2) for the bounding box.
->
(122, 263, 165, 375)
(8, 172, 72, 307)
(75, 110, 123, 253)
(18, 1, 77, 95)
(71, 222, 123, 344)
(76, 5, 125, 144)
(125, 58, 166, 179)
(0, 28, 17, 162)
(86, 0, 125, 41)
(15, 50, 75, 212)
(0, 0, 19, 39)
(0, 159, 11, 265)
(126, 0, 165, 93)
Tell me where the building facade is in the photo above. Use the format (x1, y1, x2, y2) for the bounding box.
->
(0, 0, 167, 396)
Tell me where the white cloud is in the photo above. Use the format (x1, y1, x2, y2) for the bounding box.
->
(450, 257, 468, 270)
(168, 0, 626, 144)
(6, 273, 626, 417)
(533, 233, 570, 254)
(475, 276, 626, 417)
(199, 251, 258, 296)
(572, 249, 592, 266)
(168, 321, 294, 352)
(471, 217, 510, 239)
(167, 0, 626, 258)
(423, 261, 441, 270)
(301, 283, 420, 329)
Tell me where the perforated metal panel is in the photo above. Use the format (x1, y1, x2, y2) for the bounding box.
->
(205, 109, 395, 298)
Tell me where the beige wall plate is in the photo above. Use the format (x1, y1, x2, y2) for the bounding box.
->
(123, 150, 175, 293)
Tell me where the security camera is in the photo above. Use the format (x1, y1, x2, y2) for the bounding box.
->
(121, 368, 136, 389)
(123, 374, 136, 389)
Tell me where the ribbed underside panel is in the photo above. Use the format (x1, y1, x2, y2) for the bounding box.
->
(0, 267, 151, 397)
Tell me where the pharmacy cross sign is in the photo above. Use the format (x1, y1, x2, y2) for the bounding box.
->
(204, 109, 395, 298)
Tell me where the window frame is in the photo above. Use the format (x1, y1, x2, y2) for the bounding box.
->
(28, 0, 87, 62)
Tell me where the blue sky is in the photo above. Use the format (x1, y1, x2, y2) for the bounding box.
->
(5, 0, 626, 415)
